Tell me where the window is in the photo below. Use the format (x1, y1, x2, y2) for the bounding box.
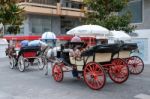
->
(30, 15, 51, 35)
(120, 0, 143, 23)
(128, 0, 143, 23)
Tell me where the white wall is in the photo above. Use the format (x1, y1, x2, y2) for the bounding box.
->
(132, 29, 150, 64)
(136, 0, 150, 29)
(0, 39, 8, 58)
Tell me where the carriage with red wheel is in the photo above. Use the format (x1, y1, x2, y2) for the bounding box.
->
(52, 42, 129, 90)
(116, 43, 144, 75)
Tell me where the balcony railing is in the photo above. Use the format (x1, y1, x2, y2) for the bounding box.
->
(19, 0, 85, 9)
(19, 0, 57, 6)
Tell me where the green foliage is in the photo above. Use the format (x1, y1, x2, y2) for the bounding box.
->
(7, 25, 20, 34)
(83, 0, 136, 33)
(0, 0, 24, 34)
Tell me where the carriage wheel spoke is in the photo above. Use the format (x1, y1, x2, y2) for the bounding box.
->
(128, 56, 144, 74)
(86, 67, 92, 73)
(84, 62, 105, 90)
(52, 63, 63, 82)
(109, 58, 129, 84)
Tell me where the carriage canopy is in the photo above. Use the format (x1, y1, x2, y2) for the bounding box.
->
(66, 25, 110, 37)
(109, 30, 131, 41)
(41, 32, 56, 40)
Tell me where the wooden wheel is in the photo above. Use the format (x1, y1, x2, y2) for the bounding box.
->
(24, 59, 29, 68)
(18, 56, 25, 72)
(83, 62, 106, 90)
(109, 58, 129, 84)
(127, 56, 144, 75)
(9, 56, 16, 69)
(52, 63, 63, 82)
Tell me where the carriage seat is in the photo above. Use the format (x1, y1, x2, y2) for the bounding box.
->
(19, 46, 41, 58)
(118, 43, 138, 58)
(82, 44, 120, 62)
(63, 42, 85, 71)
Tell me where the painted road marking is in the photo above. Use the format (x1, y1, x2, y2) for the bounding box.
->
(134, 93, 150, 99)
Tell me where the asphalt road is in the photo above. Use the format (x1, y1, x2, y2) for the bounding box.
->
(0, 58, 150, 99)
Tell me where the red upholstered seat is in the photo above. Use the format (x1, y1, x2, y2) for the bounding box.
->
(23, 52, 37, 58)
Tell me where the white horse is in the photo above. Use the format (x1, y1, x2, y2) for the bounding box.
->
(44, 46, 61, 75)
(47, 46, 60, 59)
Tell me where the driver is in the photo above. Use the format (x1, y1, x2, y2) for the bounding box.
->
(71, 36, 81, 42)
(70, 36, 82, 79)
(69, 36, 82, 59)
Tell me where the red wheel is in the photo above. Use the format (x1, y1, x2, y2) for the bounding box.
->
(127, 56, 144, 75)
(109, 58, 129, 84)
(52, 63, 63, 82)
(83, 62, 106, 90)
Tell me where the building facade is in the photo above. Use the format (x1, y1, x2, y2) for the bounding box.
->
(19, 0, 85, 35)
(126, 0, 150, 64)
(134, 0, 150, 29)
(122, 0, 149, 29)
(19, 0, 149, 35)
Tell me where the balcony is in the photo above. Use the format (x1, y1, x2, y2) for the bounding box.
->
(19, 2, 58, 15)
(61, 7, 85, 17)
(19, 1, 85, 17)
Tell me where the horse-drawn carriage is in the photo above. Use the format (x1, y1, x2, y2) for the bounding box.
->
(5, 32, 59, 72)
(5, 39, 45, 72)
(5, 28, 144, 90)
(51, 42, 130, 90)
